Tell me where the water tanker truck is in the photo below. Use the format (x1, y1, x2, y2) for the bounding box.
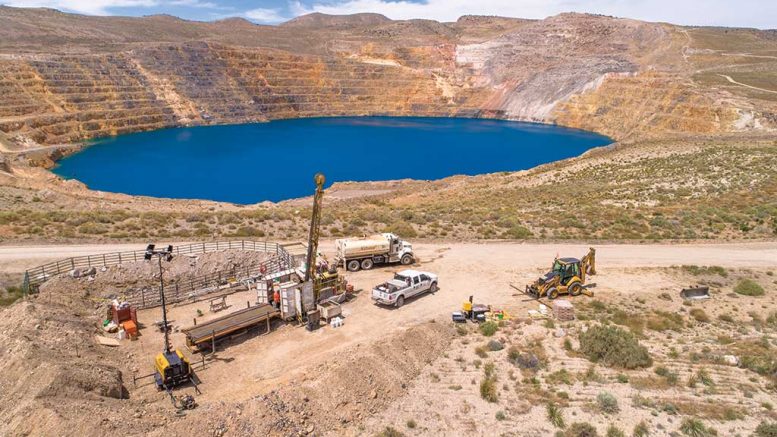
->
(336, 233, 414, 271)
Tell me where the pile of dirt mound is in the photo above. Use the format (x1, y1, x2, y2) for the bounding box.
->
(0, 287, 174, 436)
(40, 249, 275, 300)
(154, 321, 455, 436)
(35, 362, 126, 399)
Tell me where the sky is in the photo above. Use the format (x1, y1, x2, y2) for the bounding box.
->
(2, 0, 775, 29)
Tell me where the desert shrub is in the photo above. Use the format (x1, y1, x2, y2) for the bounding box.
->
(547, 369, 573, 385)
(632, 421, 649, 437)
(755, 421, 777, 437)
(565, 422, 599, 437)
(385, 221, 417, 238)
(475, 346, 488, 358)
(456, 325, 468, 336)
(233, 225, 265, 237)
(509, 349, 540, 370)
(679, 418, 717, 437)
(663, 403, 679, 415)
(0, 285, 25, 307)
(578, 325, 652, 369)
(696, 368, 714, 386)
(690, 309, 710, 323)
(735, 339, 777, 377)
(405, 419, 416, 429)
(503, 224, 532, 239)
(78, 222, 109, 234)
(606, 425, 625, 437)
(375, 426, 405, 437)
(483, 362, 495, 378)
(616, 373, 629, 383)
(547, 402, 565, 429)
(767, 312, 777, 328)
(480, 375, 498, 403)
(580, 366, 604, 383)
(655, 367, 678, 385)
(495, 410, 506, 421)
(734, 279, 765, 296)
(597, 392, 620, 414)
(480, 321, 499, 336)
(646, 311, 684, 332)
(488, 340, 504, 351)
(681, 265, 727, 277)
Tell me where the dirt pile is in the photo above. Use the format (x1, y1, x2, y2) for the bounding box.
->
(152, 321, 454, 436)
(40, 249, 274, 300)
(0, 290, 156, 436)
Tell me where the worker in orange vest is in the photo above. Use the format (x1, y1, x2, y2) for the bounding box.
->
(273, 288, 281, 309)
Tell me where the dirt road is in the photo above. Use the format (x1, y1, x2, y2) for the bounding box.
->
(718, 73, 777, 94)
(2, 240, 776, 274)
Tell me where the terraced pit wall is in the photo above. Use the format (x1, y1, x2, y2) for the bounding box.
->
(1, 10, 773, 152)
(0, 43, 490, 146)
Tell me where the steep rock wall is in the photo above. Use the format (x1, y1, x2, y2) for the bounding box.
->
(0, 8, 774, 149)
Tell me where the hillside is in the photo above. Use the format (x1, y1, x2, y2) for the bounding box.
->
(0, 6, 775, 245)
(0, 7, 775, 149)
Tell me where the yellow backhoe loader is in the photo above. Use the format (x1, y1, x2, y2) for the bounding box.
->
(526, 248, 596, 299)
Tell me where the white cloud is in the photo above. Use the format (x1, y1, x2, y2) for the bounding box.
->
(291, 0, 777, 29)
(5, 0, 221, 15)
(244, 6, 287, 22)
(169, 0, 223, 9)
(6, 0, 157, 15)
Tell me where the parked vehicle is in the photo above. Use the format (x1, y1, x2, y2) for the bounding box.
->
(336, 233, 414, 272)
(371, 270, 438, 307)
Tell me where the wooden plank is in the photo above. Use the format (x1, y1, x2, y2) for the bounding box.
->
(95, 335, 120, 347)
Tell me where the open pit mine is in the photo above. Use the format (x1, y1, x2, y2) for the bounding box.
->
(1, 5, 777, 437)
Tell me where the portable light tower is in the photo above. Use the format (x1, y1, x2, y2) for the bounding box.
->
(145, 244, 192, 390)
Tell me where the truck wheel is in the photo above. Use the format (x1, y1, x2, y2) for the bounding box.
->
(346, 260, 361, 272)
(396, 295, 405, 308)
(400, 254, 413, 265)
(547, 287, 559, 300)
(361, 258, 374, 270)
(430, 282, 438, 293)
(569, 282, 582, 296)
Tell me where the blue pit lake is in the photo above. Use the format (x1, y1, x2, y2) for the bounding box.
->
(53, 117, 612, 204)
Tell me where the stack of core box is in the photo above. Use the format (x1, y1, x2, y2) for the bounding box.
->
(553, 299, 574, 321)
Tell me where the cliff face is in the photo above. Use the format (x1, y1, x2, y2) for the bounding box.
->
(0, 7, 775, 148)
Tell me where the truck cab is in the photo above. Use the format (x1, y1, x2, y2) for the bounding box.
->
(389, 235, 413, 263)
(371, 270, 438, 308)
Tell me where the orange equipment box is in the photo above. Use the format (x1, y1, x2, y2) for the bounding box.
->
(121, 320, 138, 338)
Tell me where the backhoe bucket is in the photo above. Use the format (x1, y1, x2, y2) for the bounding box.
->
(680, 286, 710, 300)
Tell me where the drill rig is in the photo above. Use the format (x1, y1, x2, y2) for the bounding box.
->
(303, 173, 346, 303)
(525, 248, 596, 299)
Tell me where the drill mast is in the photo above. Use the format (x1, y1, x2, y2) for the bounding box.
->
(304, 173, 325, 282)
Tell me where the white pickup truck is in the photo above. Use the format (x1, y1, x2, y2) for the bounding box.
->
(371, 270, 439, 308)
